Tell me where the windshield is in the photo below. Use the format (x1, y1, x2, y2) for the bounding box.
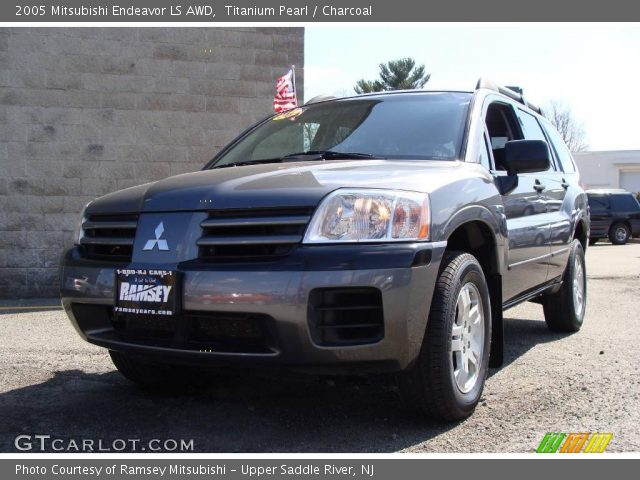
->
(207, 92, 471, 168)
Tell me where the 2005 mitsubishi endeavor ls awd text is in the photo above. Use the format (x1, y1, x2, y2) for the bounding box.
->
(60, 79, 589, 421)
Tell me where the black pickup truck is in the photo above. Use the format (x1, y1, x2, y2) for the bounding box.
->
(60, 80, 589, 421)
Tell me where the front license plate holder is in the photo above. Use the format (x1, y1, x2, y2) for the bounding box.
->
(114, 268, 180, 316)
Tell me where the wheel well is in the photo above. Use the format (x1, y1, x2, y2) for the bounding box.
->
(574, 220, 588, 250)
(445, 221, 503, 367)
(610, 220, 631, 233)
(445, 221, 498, 277)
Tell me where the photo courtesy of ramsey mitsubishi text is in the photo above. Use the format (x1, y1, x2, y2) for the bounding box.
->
(1, 0, 639, 478)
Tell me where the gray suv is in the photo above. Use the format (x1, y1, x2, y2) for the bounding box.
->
(60, 80, 589, 421)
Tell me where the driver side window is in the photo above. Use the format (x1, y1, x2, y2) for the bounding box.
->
(484, 103, 523, 171)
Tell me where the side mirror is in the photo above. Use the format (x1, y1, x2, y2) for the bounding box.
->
(504, 140, 551, 174)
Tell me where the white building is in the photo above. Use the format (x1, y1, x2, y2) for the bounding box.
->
(573, 150, 640, 194)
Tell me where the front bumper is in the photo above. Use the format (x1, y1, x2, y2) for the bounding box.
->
(60, 242, 446, 373)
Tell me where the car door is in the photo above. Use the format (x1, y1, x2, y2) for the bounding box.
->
(610, 193, 640, 235)
(484, 99, 550, 301)
(587, 194, 612, 238)
(519, 111, 572, 281)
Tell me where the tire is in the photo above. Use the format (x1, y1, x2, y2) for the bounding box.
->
(542, 239, 586, 332)
(109, 350, 204, 391)
(588, 238, 598, 246)
(609, 222, 630, 245)
(398, 252, 492, 421)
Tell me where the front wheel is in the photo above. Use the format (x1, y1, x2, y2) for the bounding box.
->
(542, 239, 586, 332)
(399, 252, 491, 421)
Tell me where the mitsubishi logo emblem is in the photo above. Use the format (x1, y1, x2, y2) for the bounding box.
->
(143, 222, 169, 251)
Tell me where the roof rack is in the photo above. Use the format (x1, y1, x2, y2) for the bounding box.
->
(475, 78, 543, 116)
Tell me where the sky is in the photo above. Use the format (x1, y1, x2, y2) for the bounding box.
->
(304, 24, 640, 152)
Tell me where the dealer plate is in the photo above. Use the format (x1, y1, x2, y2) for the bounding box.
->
(114, 269, 178, 316)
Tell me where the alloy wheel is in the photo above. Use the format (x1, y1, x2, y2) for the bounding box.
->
(451, 282, 485, 394)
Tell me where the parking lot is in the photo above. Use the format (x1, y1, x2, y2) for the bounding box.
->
(1, 241, 639, 453)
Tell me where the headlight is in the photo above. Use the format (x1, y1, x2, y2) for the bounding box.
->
(303, 189, 430, 243)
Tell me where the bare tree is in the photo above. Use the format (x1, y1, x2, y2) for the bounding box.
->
(546, 101, 588, 152)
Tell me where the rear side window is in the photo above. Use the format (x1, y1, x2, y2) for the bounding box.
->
(588, 195, 609, 212)
(541, 118, 577, 173)
(610, 194, 640, 211)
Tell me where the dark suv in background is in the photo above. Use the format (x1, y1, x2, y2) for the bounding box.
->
(587, 189, 640, 245)
(60, 79, 589, 421)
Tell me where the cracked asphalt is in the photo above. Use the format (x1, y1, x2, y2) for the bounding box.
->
(1, 241, 639, 453)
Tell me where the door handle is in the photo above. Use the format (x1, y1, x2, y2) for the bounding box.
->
(533, 182, 546, 192)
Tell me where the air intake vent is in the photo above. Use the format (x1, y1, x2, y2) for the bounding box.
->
(79, 214, 137, 262)
(308, 287, 384, 346)
(197, 207, 313, 261)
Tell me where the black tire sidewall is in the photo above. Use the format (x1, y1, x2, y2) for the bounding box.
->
(567, 240, 587, 328)
(432, 255, 492, 414)
(542, 239, 587, 332)
(610, 223, 630, 245)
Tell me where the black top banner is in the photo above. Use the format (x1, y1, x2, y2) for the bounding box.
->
(3, 0, 640, 22)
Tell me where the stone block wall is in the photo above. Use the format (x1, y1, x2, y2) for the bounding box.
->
(0, 27, 304, 298)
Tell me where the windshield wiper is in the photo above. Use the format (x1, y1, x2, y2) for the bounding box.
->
(211, 151, 382, 169)
(210, 158, 287, 169)
(282, 150, 382, 160)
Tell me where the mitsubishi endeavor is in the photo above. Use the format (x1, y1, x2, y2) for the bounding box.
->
(60, 80, 589, 421)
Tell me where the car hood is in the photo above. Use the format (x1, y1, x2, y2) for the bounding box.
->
(85, 160, 467, 215)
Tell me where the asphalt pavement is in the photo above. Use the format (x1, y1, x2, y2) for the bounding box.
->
(1, 240, 639, 453)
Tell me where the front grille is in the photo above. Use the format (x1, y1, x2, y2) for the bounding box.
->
(112, 310, 275, 353)
(197, 207, 313, 261)
(70, 304, 275, 354)
(188, 311, 271, 352)
(79, 214, 137, 262)
(307, 287, 384, 346)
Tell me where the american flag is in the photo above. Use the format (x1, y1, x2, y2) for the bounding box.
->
(273, 67, 298, 113)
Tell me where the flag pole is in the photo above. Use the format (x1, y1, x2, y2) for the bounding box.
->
(291, 64, 297, 106)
